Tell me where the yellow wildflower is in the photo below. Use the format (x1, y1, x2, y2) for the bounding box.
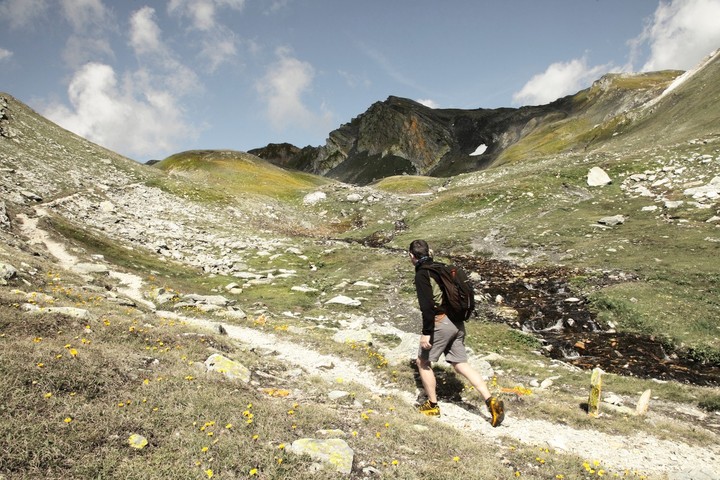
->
(249, 468, 258, 476)
(205, 469, 213, 478)
(64, 417, 72, 423)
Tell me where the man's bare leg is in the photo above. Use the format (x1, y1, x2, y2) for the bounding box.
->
(452, 361, 492, 400)
(416, 357, 437, 403)
(452, 361, 504, 427)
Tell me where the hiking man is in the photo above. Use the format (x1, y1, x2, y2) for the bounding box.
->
(409, 239, 504, 427)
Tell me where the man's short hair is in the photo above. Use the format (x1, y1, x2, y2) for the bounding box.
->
(409, 239, 430, 259)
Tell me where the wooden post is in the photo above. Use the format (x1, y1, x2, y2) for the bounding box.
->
(636, 389, 651, 415)
(587, 367, 603, 417)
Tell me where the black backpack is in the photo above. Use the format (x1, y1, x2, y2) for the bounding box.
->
(421, 262, 476, 322)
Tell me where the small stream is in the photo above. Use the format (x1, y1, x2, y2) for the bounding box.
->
(454, 256, 720, 387)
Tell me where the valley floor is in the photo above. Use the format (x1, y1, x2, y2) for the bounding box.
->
(11, 207, 720, 479)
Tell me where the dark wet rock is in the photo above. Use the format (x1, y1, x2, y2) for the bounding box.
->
(454, 255, 720, 386)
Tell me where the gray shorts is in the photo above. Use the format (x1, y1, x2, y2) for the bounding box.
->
(418, 315, 468, 363)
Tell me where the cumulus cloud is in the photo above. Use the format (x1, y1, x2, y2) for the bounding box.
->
(417, 99, 439, 109)
(632, 0, 720, 71)
(166, 0, 241, 70)
(130, 6, 163, 55)
(128, 7, 201, 95)
(0, 48, 13, 61)
(256, 47, 333, 133)
(42, 62, 195, 159)
(512, 57, 611, 106)
(44, 7, 203, 159)
(0, 0, 48, 29)
(513, 0, 720, 107)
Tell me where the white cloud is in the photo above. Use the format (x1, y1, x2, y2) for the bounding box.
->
(200, 28, 238, 72)
(60, 0, 108, 32)
(0, 0, 48, 29)
(130, 6, 163, 55)
(512, 57, 611, 106)
(168, 0, 245, 31)
(166, 1, 240, 70)
(58, 0, 115, 69)
(0, 48, 13, 61)
(633, 0, 720, 71)
(256, 47, 333, 133)
(62, 35, 113, 68)
(42, 62, 195, 159)
(265, 0, 291, 14)
(417, 99, 439, 109)
(128, 7, 201, 96)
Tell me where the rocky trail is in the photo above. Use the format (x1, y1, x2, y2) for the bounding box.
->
(14, 206, 720, 479)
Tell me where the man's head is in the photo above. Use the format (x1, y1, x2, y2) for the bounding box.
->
(408, 239, 430, 262)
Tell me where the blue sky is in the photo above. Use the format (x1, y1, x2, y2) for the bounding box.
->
(1, 0, 719, 162)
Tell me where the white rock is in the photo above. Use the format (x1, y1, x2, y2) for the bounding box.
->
(303, 191, 326, 205)
(328, 390, 350, 401)
(292, 285, 319, 293)
(587, 167, 612, 187)
(325, 295, 361, 307)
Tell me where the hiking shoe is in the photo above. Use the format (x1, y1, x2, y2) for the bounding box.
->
(418, 400, 440, 416)
(486, 397, 504, 427)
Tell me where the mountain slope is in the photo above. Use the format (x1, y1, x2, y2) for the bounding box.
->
(251, 50, 720, 186)
(1, 58, 720, 479)
(0, 93, 156, 201)
(155, 149, 332, 201)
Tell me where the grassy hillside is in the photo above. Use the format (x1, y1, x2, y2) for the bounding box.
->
(496, 70, 683, 165)
(2, 56, 720, 479)
(155, 150, 332, 202)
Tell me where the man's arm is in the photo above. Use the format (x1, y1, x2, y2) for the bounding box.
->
(415, 269, 436, 335)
